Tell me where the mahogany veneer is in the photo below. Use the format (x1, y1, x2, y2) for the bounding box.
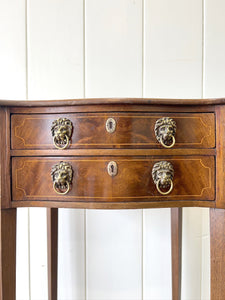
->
(0, 98, 225, 300)
(11, 112, 215, 149)
(12, 156, 215, 202)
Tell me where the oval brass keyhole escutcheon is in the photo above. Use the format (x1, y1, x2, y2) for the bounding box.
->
(106, 118, 116, 133)
(107, 161, 118, 177)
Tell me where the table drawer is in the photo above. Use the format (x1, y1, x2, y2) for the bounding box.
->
(12, 156, 215, 202)
(11, 113, 215, 149)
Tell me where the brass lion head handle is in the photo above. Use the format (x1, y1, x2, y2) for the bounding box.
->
(152, 161, 174, 195)
(51, 118, 73, 149)
(51, 161, 73, 195)
(154, 117, 176, 148)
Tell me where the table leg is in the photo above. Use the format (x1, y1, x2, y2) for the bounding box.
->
(210, 208, 225, 299)
(171, 207, 182, 300)
(47, 208, 58, 300)
(0, 208, 16, 300)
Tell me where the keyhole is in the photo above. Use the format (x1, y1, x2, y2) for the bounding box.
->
(109, 121, 112, 129)
(111, 164, 114, 173)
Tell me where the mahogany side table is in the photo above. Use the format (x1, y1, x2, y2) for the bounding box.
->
(0, 98, 225, 300)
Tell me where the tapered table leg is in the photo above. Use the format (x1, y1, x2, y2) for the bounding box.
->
(0, 208, 16, 300)
(171, 208, 182, 300)
(210, 208, 225, 299)
(47, 208, 58, 300)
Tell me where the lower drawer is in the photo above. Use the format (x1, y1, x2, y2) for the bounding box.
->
(12, 156, 215, 202)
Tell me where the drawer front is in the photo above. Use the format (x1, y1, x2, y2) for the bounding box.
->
(11, 113, 215, 149)
(12, 156, 215, 202)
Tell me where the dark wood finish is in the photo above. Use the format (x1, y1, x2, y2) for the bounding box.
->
(0, 108, 11, 209)
(47, 208, 58, 300)
(11, 112, 215, 149)
(11, 199, 215, 209)
(0, 97, 225, 106)
(10, 148, 216, 157)
(0, 209, 16, 300)
(171, 208, 182, 300)
(9, 104, 216, 114)
(12, 156, 215, 202)
(2, 98, 225, 298)
(215, 106, 225, 208)
(210, 208, 225, 299)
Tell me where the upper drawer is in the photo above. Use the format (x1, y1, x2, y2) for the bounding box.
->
(11, 112, 215, 149)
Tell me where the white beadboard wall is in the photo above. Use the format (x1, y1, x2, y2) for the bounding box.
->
(1, 0, 225, 299)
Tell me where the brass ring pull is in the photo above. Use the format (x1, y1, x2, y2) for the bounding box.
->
(53, 134, 69, 150)
(53, 181, 70, 195)
(159, 135, 175, 149)
(156, 179, 173, 195)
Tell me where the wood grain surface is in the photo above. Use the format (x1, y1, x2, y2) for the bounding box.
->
(11, 112, 215, 149)
(0, 97, 225, 106)
(215, 105, 225, 208)
(12, 156, 215, 203)
(210, 208, 225, 299)
(0, 108, 11, 209)
(11, 200, 215, 210)
(10, 148, 216, 157)
(9, 104, 216, 114)
(47, 208, 58, 300)
(0, 209, 16, 300)
(171, 207, 182, 300)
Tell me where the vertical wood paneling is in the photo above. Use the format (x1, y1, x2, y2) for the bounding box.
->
(27, 0, 84, 299)
(0, 0, 26, 99)
(181, 208, 204, 299)
(0, 1, 29, 300)
(204, 0, 225, 298)
(143, 209, 172, 299)
(205, 0, 225, 98)
(144, 0, 203, 299)
(58, 209, 85, 300)
(85, 1, 143, 299)
(29, 208, 48, 299)
(28, 0, 84, 100)
(144, 0, 202, 98)
(86, 211, 142, 300)
(85, 0, 142, 98)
